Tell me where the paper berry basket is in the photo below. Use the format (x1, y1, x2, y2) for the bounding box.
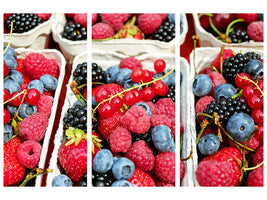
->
(12, 48, 66, 186)
(180, 13, 188, 46)
(51, 13, 87, 65)
(192, 13, 264, 47)
(188, 46, 264, 186)
(45, 51, 87, 187)
(4, 14, 55, 50)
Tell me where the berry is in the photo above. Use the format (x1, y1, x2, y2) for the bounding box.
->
(236, 13, 259, 24)
(138, 13, 162, 35)
(25, 88, 41, 105)
(5, 70, 23, 85)
(3, 46, 17, 59)
(37, 13, 51, 20)
(234, 72, 251, 88)
(247, 21, 264, 42)
(135, 102, 152, 118)
(52, 174, 73, 187)
(4, 79, 21, 94)
(254, 126, 263, 145)
(101, 13, 129, 32)
(212, 13, 235, 30)
(228, 29, 250, 43)
(4, 60, 9, 77)
(36, 95, 54, 117)
(180, 159, 185, 180)
(73, 13, 87, 28)
(152, 21, 175, 42)
(128, 168, 155, 187)
(111, 180, 133, 187)
(27, 80, 44, 95)
(247, 94, 263, 110)
(91, 63, 103, 83)
(104, 66, 119, 83)
(93, 149, 113, 173)
(4, 124, 13, 144)
(152, 80, 169, 96)
(150, 114, 172, 130)
(110, 96, 123, 111)
(242, 85, 255, 100)
(210, 49, 234, 72)
(40, 74, 58, 91)
(244, 59, 263, 80)
(10, 91, 24, 106)
(247, 165, 263, 186)
(152, 125, 175, 152)
(141, 87, 155, 101)
(4, 54, 17, 70)
(119, 57, 143, 70)
(154, 98, 175, 117)
(62, 21, 87, 41)
(92, 170, 115, 187)
(92, 23, 114, 39)
(112, 157, 135, 180)
(92, 13, 98, 25)
(109, 126, 132, 153)
(214, 83, 236, 100)
(94, 86, 111, 103)
(19, 102, 37, 119)
(207, 71, 227, 96)
(19, 112, 49, 142)
(253, 146, 263, 167)
(131, 68, 144, 83)
(198, 134, 220, 155)
(192, 74, 212, 97)
(154, 152, 175, 183)
(116, 68, 132, 85)
(154, 59, 166, 73)
(195, 96, 215, 121)
(251, 109, 263, 125)
(98, 102, 115, 118)
(16, 140, 42, 169)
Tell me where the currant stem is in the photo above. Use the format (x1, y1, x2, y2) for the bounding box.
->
(243, 161, 264, 171)
(19, 168, 53, 187)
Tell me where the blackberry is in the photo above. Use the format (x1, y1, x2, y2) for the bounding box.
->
(79, 173, 87, 187)
(5, 13, 44, 33)
(63, 104, 87, 132)
(222, 52, 261, 85)
(92, 170, 115, 187)
(203, 96, 250, 126)
(73, 62, 87, 85)
(92, 63, 105, 83)
(228, 29, 250, 43)
(62, 21, 87, 41)
(152, 21, 175, 42)
(132, 128, 152, 145)
(165, 84, 175, 102)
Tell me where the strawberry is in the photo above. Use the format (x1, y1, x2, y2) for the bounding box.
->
(128, 168, 156, 187)
(4, 136, 25, 186)
(58, 128, 87, 182)
(92, 130, 102, 162)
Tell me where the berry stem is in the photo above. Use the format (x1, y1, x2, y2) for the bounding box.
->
(243, 161, 264, 171)
(192, 35, 199, 75)
(209, 16, 226, 40)
(225, 19, 245, 39)
(19, 168, 53, 187)
(220, 45, 225, 74)
(3, 22, 13, 55)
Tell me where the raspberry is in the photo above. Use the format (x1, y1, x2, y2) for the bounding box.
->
(47, 59, 60, 79)
(236, 13, 259, 24)
(16, 140, 42, 169)
(109, 126, 131, 153)
(154, 152, 175, 183)
(210, 49, 234, 72)
(253, 146, 263, 167)
(119, 57, 143, 70)
(126, 140, 155, 171)
(196, 160, 233, 186)
(36, 13, 51, 20)
(19, 112, 49, 142)
(228, 135, 259, 154)
(92, 13, 97, 25)
(92, 23, 114, 40)
(24, 53, 51, 79)
(208, 71, 226, 96)
(247, 21, 264, 42)
(120, 105, 150, 134)
(138, 13, 162, 35)
(180, 159, 185, 180)
(247, 165, 263, 186)
(101, 13, 129, 32)
(154, 98, 175, 117)
(36, 95, 54, 117)
(195, 96, 215, 121)
(150, 114, 172, 129)
(74, 13, 87, 28)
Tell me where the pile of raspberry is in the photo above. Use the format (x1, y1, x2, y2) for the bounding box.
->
(193, 48, 264, 187)
(92, 56, 176, 187)
(3, 47, 59, 186)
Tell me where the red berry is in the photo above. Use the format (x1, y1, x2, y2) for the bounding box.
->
(154, 59, 166, 73)
(10, 91, 24, 106)
(83, 88, 87, 100)
(98, 102, 115, 118)
(4, 109, 11, 124)
(247, 94, 263, 109)
(4, 60, 9, 77)
(25, 89, 41, 105)
(235, 72, 251, 89)
(242, 85, 255, 100)
(254, 79, 264, 96)
(123, 90, 136, 106)
(152, 80, 169, 96)
(254, 126, 263, 144)
(131, 68, 144, 83)
(131, 89, 142, 103)
(142, 70, 153, 83)
(212, 13, 235, 30)
(4, 89, 10, 102)
(94, 87, 110, 103)
(251, 109, 264, 125)
(110, 96, 123, 111)
(141, 87, 155, 101)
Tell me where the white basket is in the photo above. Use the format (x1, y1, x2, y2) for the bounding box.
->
(46, 51, 87, 187)
(4, 14, 55, 50)
(13, 48, 66, 187)
(188, 46, 264, 186)
(192, 13, 264, 47)
(51, 13, 87, 65)
(180, 14, 188, 46)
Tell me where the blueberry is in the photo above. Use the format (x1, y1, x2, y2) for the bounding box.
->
(4, 54, 17, 70)
(198, 134, 220, 155)
(93, 149, 113, 173)
(192, 74, 212, 97)
(112, 157, 135, 180)
(4, 79, 21, 94)
(28, 80, 44, 95)
(214, 83, 237, 100)
(111, 180, 133, 187)
(6, 103, 18, 118)
(258, 13, 263, 21)
(153, 70, 175, 86)
(244, 59, 263, 80)
(4, 124, 13, 144)
(135, 102, 152, 118)
(226, 112, 255, 142)
(5, 70, 23, 85)
(52, 174, 73, 187)
(3, 46, 17, 59)
(116, 68, 132, 86)
(40, 74, 58, 91)
(92, 96, 98, 107)
(19, 102, 37, 118)
(168, 13, 175, 24)
(104, 66, 120, 83)
(151, 125, 175, 152)
(123, 79, 141, 90)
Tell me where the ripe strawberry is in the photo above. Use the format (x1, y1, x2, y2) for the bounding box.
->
(128, 168, 156, 187)
(4, 136, 25, 186)
(58, 128, 87, 182)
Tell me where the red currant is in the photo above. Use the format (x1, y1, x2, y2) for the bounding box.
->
(254, 79, 264, 96)
(131, 89, 142, 103)
(247, 94, 263, 110)
(235, 72, 251, 89)
(254, 126, 263, 145)
(110, 96, 123, 111)
(251, 109, 264, 125)
(98, 102, 115, 118)
(131, 68, 144, 83)
(154, 59, 166, 73)
(25, 88, 41, 105)
(123, 90, 136, 106)
(242, 85, 255, 100)
(4, 89, 10, 102)
(152, 80, 169, 96)
(4, 109, 11, 124)
(142, 70, 153, 83)
(94, 87, 110, 103)
(141, 87, 155, 101)
(10, 91, 24, 106)
(83, 88, 87, 100)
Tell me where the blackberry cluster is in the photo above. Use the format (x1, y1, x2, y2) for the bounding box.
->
(165, 84, 175, 102)
(228, 29, 250, 43)
(5, 13, 44, 33)
(92, 63, 105, 83)
(152, 21, 175, 42)
(222, 52, 261, 85)
(73, 62, 87, 85)
(92, 170, 115, 187)
(63, 104, 87, 132)
(203, 96, 251, 126)
(132, 129, 152, 145)
(79, 173, 87, 187)
(62, 22, 87, 41)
